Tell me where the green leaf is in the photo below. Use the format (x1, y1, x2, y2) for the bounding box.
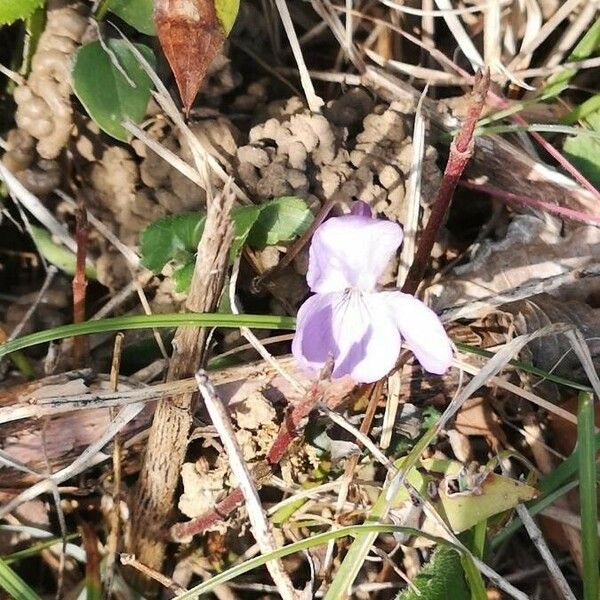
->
(563, 110, 600, 189)
(140, 213, 205, 273)
(215, 0, 240, 34)
(71, 40, 155, 141)
(577, 392, 599, 600)
(397, 546, 470, 600)
(29, 226, 96, 279)
(231, 205, 262, 255)
(437, 471, 537, 533)
(0, 557, 42, 600)
(544, 18, 600, 96)
(246, 196, 313, 249)
(564, 94, 600, 125)
(0, 313, 297, 360)
(107, 0, 155, 35)
(173, 260, 195, 293)
(140, 200, 308, 292)
(0, 0, 44, 25)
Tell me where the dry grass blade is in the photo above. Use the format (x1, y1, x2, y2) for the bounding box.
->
(0, 163, 77, 254)
(6, 266, 57, 342)
(229, 256, 305, 394)
(508, 0, 584, 70)
(195, 370, 300, 600)
(438, 264, 600, 322)
(122, 120, 208, 197)
(433, 0, 483, 70)
(397, 88, 427, 287)
(274, 0, 323, 113)
(114, 28, 249, 204)
(55, 191, 140, 267)
(536, 0, 600, 71)
(435, 323, 571, 437)
(453, 359, 580, 426)
(483, 0, 501, 71)
(515, 504, 577, 600)
(378, 0, 510, 17)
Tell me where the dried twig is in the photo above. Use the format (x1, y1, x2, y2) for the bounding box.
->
(403, 69, 491, 295)
(195, 370, 299, 600)
(72, 199, 89, 368)
(128, 190, 234, 590)
(103, 333, 124, 600)
(120, 554, 186, 595)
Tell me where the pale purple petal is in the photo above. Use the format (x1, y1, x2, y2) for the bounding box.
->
(381, 291, 452, 374)
(292, 292, 339, 374)
(350, 201, 373, 217)
(307, 215, 403, 293)
(292, 291, 401, 383)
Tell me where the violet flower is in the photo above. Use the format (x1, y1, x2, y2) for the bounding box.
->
(292, 209, 452, 383)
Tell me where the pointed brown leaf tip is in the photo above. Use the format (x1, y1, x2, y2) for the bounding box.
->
(154, 0, 226, 115)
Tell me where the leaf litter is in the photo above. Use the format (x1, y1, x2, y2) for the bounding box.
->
(0, 1, 599, 599)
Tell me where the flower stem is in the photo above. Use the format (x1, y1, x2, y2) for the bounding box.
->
(402, 68, 490, 295)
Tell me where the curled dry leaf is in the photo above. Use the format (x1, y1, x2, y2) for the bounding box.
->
(500, 293, 600, 383)
(154, 0, 238, 114)
(428, 215, 600, 315)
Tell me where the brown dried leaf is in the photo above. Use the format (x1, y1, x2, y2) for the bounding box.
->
(501, 293, 600, 383)
(429, 215, 600, 315)
(154, 0, 226, 114)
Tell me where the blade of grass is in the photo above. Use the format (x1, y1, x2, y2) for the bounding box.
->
(540, 431, 600, 496)
(493, 430, 600, 547)
(2, 534, 81, 564)
(461, 553, 488, 600)
(0, 313, 296, 359)
(578, 391, 599, 600)
(455, 341, 593, 393)
(475, 123, 600, 140)
(175, 524, 460, 599)
(564, 94, 600, 125)
(0, 557, 42, 600)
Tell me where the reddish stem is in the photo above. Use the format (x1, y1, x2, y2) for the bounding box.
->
(435, 59, 600, 202)
(402, 69, 491, 295)
(72, 200, 89, 367)
(459, 180, 600, 226)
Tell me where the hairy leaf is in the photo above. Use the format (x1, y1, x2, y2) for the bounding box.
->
(397, 546, 469, 600)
